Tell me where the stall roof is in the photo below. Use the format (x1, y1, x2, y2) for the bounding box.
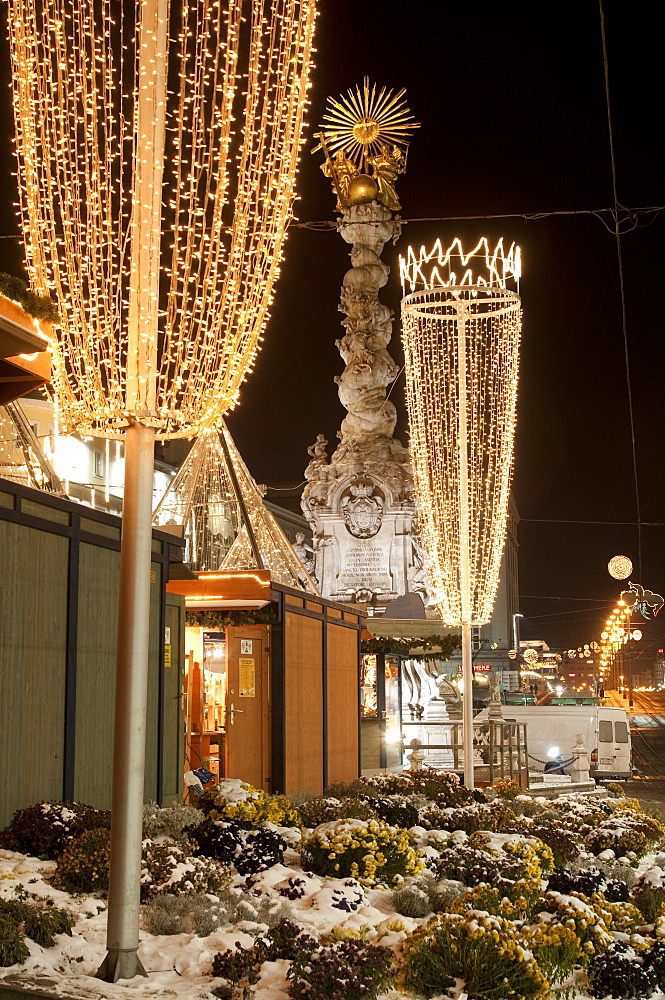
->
(0, 297, 51, 404)
(166, 569, 272, 608)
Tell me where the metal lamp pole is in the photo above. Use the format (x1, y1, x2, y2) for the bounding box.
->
(457, 306, 474, 790)
(97, 0, 167, 980)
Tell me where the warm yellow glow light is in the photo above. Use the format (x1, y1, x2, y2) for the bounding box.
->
(315, 76, 419, 167)
(400, 238, 522, 626)
(7, 0, 318, 440)
(400, 237, 521, 293)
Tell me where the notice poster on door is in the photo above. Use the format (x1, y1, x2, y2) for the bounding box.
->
(239, 657, 256, 697)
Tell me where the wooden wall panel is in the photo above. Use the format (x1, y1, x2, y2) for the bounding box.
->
(284, 612, 323, 794)
(75, 546, 163, 807)
(74, 542, 119, 808)
(326, 623, 360, 785)
(0, 521, 68, 827)
(162, 595, 185, 803)
(144, 560, 162, 803)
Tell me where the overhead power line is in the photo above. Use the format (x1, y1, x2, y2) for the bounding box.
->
(521, 518, 665, 526)
(0, 205, 663, 241)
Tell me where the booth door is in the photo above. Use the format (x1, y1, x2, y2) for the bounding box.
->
(225, 626, 270, 790)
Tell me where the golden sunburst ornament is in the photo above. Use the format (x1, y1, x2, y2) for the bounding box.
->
(316, 77, 419, 167)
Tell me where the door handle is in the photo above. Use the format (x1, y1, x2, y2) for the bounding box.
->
(230, 702, 244, 725)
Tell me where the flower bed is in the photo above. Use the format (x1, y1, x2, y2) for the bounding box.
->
(1, 782, 664, 1000)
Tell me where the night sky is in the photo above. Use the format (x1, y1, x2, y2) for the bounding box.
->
(1, 2, 663, 656)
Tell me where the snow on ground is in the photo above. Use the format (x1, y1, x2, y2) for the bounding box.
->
(0, 846, 418, 1000)
(2, 802, 665, 1000)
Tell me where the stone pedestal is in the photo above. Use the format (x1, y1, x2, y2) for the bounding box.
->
(309, 479, 422, 604)
(569, 732, 591, 784)
(423, 698, 454, 769)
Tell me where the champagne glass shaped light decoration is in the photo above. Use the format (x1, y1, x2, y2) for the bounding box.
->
(400, 238, 522, 788)
(7, 0, 317, 979)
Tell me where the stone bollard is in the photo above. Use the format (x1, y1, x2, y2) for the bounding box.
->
(569, 732, 590, 784)
(406, 738, 426, 771)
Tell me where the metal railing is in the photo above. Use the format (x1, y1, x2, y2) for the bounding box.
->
(402, 719, 529, 788)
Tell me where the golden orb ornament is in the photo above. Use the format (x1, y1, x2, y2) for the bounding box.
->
(347, 173, 378, 204)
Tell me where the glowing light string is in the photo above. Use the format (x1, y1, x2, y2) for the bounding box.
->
(400, 237, 521, 293)
(400, 238, 522, 627)
(6, 0, 318, 439)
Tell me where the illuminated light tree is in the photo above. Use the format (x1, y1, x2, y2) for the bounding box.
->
(7, 0, 317, 979)
(400, 238, 522, 787)
(153, 422, 320, 593)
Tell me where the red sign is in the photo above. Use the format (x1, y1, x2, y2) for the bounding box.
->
(473, 664, 491, 672)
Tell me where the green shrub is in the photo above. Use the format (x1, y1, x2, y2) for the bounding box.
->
(140, 839, 230, 900)
(144, 886, 294, 936)
(538, 890, 612, 962)
(52, 826, 111, 893)
(529, 824, 580, 868)
(297, 797, 377, 829)
(300, 819, 424, 886)
(290, 936, 393, 1000)
(391, 881, 432, 918)
(142, 894, 222, 936)
(632, 868, 665, 923)
(142, 802, 203, 841)
(0, 915, 29, 968)
(447, 877, 542, 921)
(522, 923, 583, 985)
(199, 779, 298, 829)
(6, 801, 111, 860)
(400, 911, 548, 1000)
(0, 898, 74, 968)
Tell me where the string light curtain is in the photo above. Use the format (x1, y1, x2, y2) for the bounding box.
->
(6, 0, 317, 438)
(400, 238, 522, 625)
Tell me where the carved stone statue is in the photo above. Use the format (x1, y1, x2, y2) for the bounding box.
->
(307, 433, 328, 460)
(293, 530, 316, 577)
(488, 673, 503, 720)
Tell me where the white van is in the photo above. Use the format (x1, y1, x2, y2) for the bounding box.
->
(475, 704, 632, 780)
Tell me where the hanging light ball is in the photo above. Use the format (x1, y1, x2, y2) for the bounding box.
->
(608, 555, 633, 580)
(523, 648, 538, 665)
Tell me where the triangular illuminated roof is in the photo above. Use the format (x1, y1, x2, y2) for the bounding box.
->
(153, 422, 320, 595)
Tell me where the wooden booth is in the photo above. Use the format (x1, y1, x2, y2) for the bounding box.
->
(0, 476, 186, 829)
(167, 571, 364, 795)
